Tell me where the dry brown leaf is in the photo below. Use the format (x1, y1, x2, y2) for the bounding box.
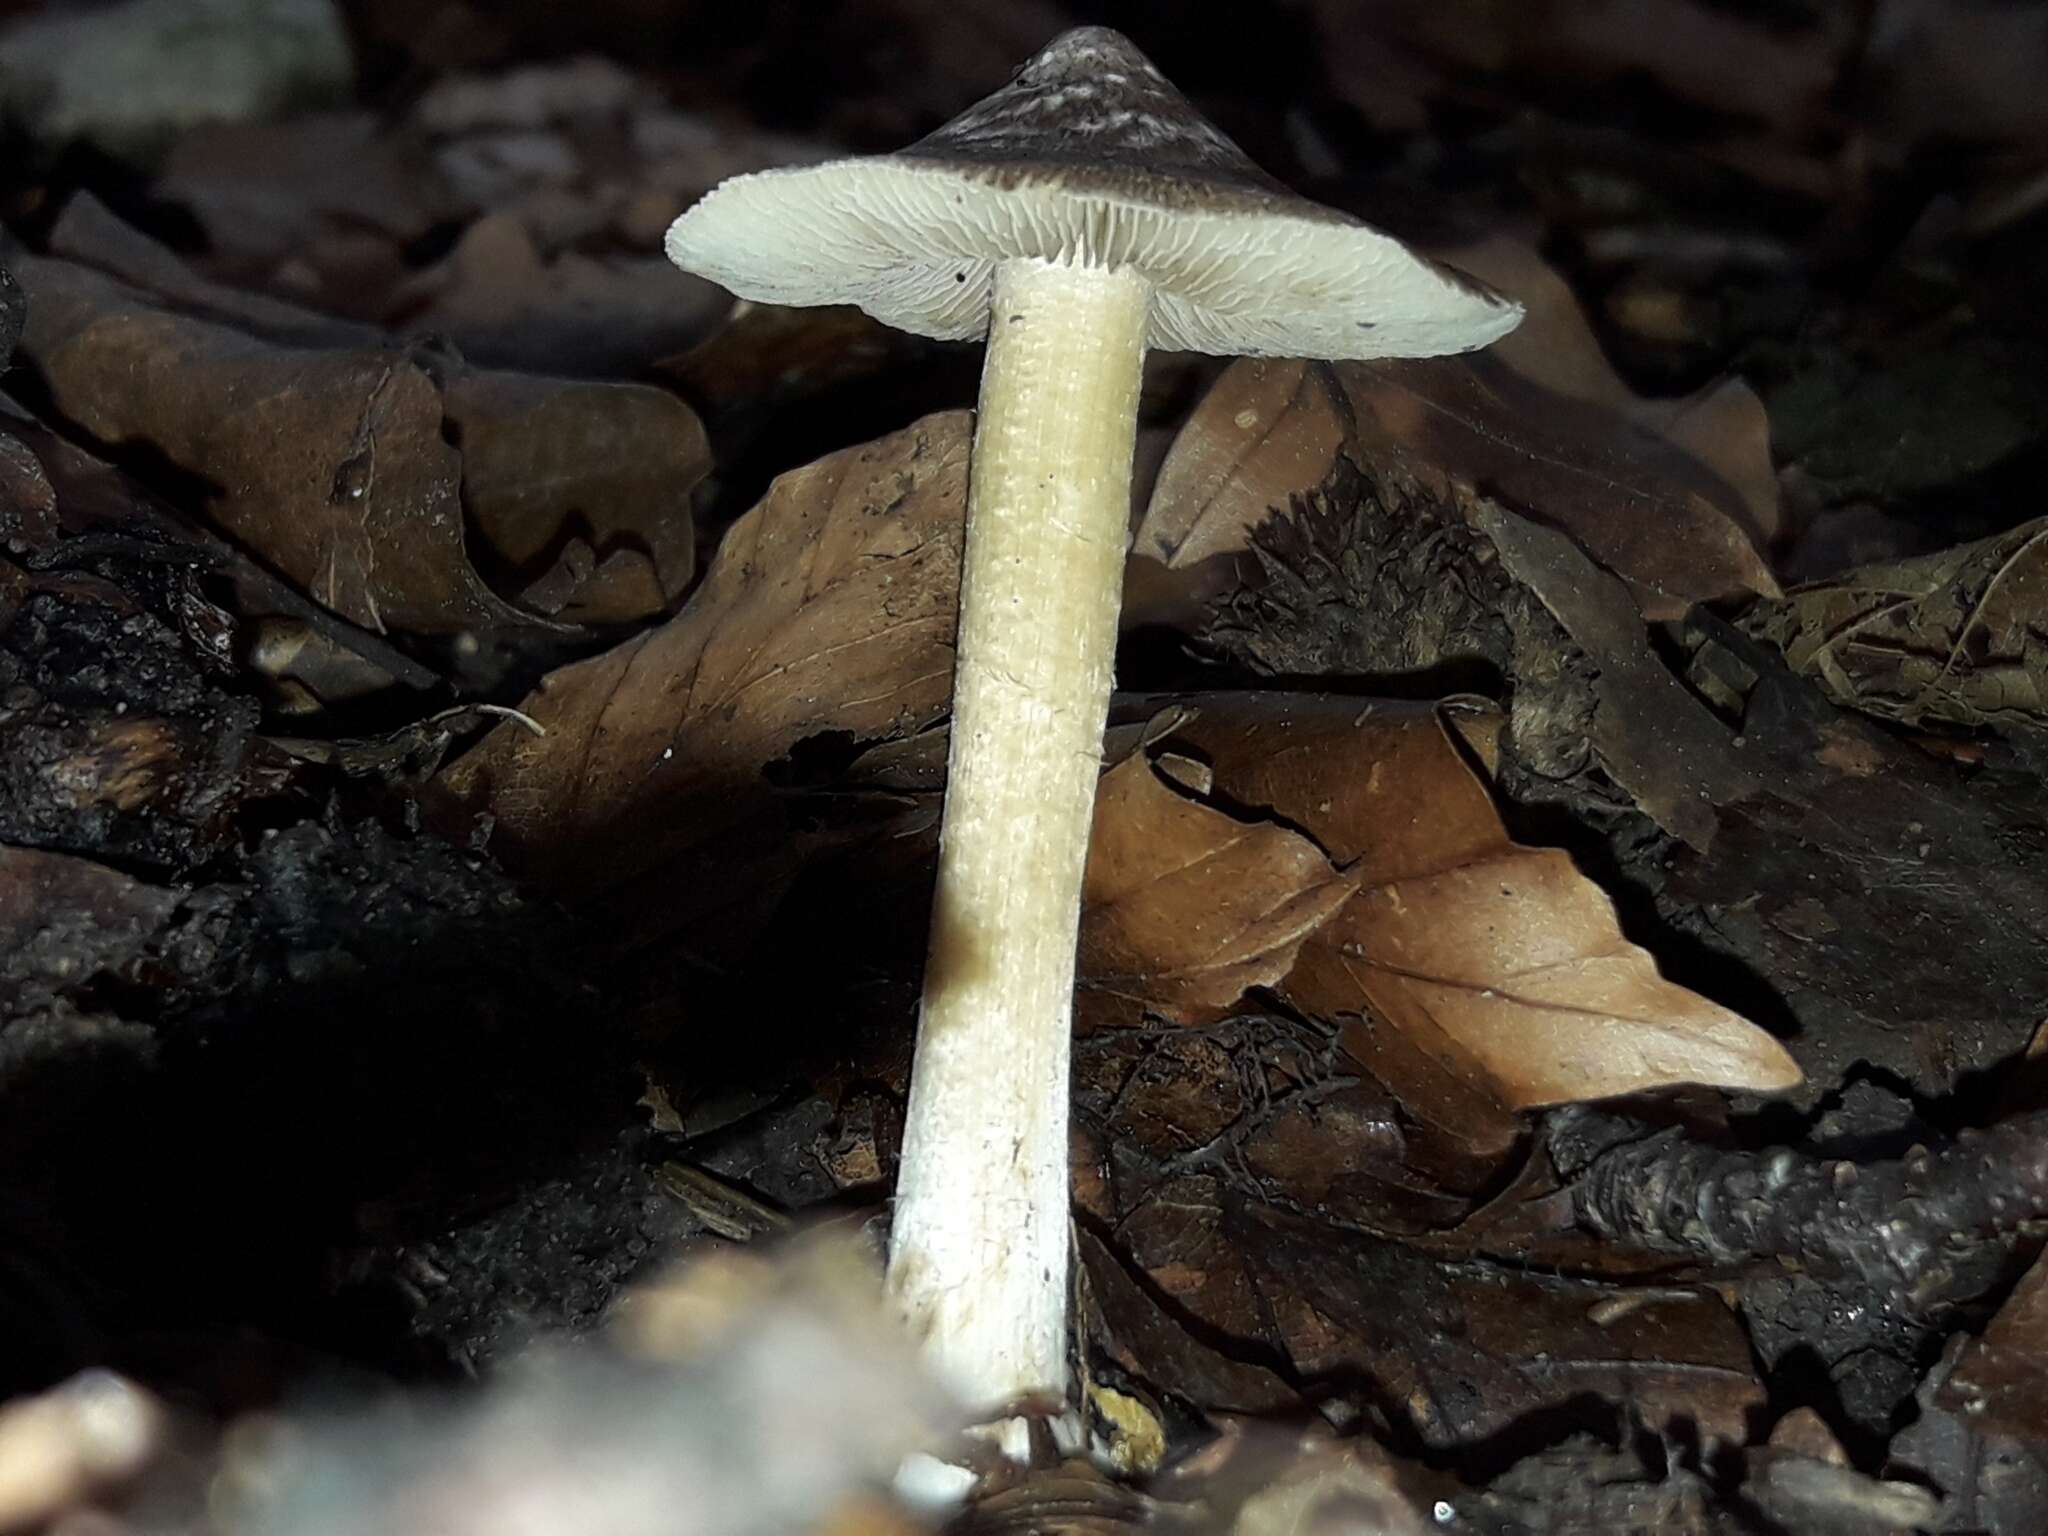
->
(1290, 897, 1800, 1110)
(1130, 693, 1794, 1108)
(432, 412, 964, 906)
(1139, 360, 1348, 572)
(47, 191, 378, 351)
(1069, 694, 1790, 1152)
(1446, 236, 1781, 547)
(1297, 856, 1797, 1108)
(1079, 749, 1358, 1025)
(15, 216, 713, 635)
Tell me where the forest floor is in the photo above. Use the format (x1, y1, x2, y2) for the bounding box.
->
(2, 2, 2047, 1532)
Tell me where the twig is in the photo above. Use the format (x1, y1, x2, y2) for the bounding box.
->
(1566, 1112, 2048, 1315)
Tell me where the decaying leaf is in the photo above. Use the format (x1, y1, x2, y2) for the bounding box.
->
(1744, 516, 2048, 737)
(1110, 1182, 1764, 1451)
(433, 413, 964, 909)
(0, 846, 178, 1017)
(1077, 1230, 1297, 1416)
(1472, 499, 1760, 850)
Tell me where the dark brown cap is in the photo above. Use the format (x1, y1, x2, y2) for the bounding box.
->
(666, 27, 1520, 358)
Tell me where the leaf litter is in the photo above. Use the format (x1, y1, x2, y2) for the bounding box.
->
(6, 8, 2048, 1532)
(11, 198, 712, 650)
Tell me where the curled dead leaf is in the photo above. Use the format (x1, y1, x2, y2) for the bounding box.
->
(15, 210, 712, 636)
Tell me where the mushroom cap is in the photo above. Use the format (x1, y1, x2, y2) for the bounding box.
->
(666, 27, 1520, 360)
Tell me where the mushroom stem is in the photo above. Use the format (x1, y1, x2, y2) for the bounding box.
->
(887, 256, 1151, 1417)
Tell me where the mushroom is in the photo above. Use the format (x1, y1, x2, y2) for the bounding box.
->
(666, 26, 1521, 1436)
